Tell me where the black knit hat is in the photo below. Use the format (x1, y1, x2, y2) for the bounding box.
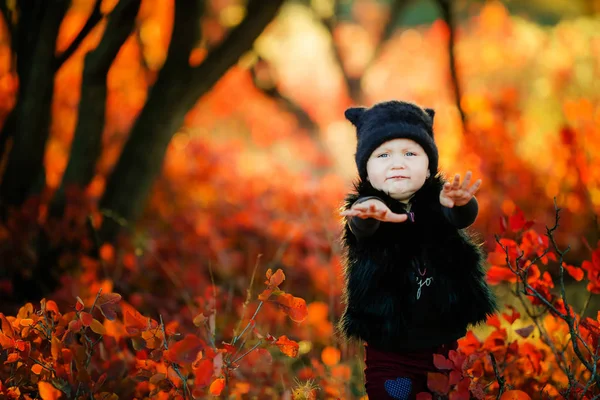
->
(345, 100, 439, 181)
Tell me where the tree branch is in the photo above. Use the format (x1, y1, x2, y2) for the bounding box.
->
(54, 0, 103, 70)
(366, 0, 411, 71)
(50, 0, 142, 217)
(318, 0, 361, 103)
(435, 0, 467, 130)
(98, 0, 285, 242)
(249, 57, 319, 133)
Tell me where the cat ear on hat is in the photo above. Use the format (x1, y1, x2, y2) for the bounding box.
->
(425, 108, 435, 121)
(344, 107, 366, 128)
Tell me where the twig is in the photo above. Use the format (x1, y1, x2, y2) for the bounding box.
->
(232, 339, 263, 364)
(490, 353, 506, 399)
(160, 314, 191, 399)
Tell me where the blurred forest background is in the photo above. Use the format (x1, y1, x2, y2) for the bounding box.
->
(1, 0, 600, 398)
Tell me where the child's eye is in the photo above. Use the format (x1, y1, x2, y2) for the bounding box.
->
(377, 153, 389, 158)
(405, 151, 417, 156)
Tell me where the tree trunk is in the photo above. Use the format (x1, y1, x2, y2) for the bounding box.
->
(0, 1, 68, 208)
(51, 0, 142, 217)
(98, 0, 285, 242)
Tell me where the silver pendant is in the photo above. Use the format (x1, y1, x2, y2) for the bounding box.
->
(416, 276, 433, 300)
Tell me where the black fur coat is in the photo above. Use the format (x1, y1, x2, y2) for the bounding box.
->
(336, 176, 498, 352)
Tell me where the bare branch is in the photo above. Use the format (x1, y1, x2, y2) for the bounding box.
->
(318, 0, 362, 103)
(435, 0, 467, 130)
(55, 0, 103, 70)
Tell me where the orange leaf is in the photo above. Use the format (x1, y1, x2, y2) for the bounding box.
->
(272, 293, 308, 323)
(257, 288, 274, 301)
(5, 352, 19, 363)
(499, 390, 531, 400)
(268, 269, 285, 287)
(20, 318, 34, 327)
(563, 263, 584, 281)
(38, 381, 63, 400)
(209, 378, 225, 395)
(121, 303, 149, 335)
(275, 335, 299, 358)
(192, 313, 206, 327)
(427, 372, 450, 395)
(31, 363, 44, 375)
(90, 319, 107, 335)
(0, 313, 15, 338)
(164, 334, 205, 366)
(45, 300, 60, 315)
(321, 346, 340, 366)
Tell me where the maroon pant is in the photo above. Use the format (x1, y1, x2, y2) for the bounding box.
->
(363, 341, 458, 400)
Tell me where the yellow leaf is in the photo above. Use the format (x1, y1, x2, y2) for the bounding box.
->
(90, 319, 106, 335)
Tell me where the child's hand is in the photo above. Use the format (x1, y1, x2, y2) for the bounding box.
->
(340, 199, 408, 223)
(440, 171, 481, 208)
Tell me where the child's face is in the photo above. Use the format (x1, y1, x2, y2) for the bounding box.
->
(366, 138, 429, 202)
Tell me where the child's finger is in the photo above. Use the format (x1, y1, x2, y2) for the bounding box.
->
(462, 171, 472, 190)
(469, 179, 482, 194)
(386, 212, 408, 223)
(452, 173, 461, 189)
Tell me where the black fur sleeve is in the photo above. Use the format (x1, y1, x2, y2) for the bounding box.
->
(441, 197, 479, 228)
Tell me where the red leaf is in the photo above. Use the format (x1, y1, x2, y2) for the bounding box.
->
(164, 334, 205, 366)
(427, 372, 450, 395)
(509, 209, 526, 231)
(449, 370, 462, 385)
(502, 305, 520, 324)
(486, 314, 502, 330)
(221, 342, 236, 354)
(499, 216, 507, 233)
(192, 358, 213, 387)
(486, 266, 517, 285)
(95, 293, 121, 321)
(80, 312, 93, 327)
(433, 354, 453, 370)
(75, 297, 85, 312)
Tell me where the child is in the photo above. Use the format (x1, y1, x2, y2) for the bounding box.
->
(337, 100, 497, 399)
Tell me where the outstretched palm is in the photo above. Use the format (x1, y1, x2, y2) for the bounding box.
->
(439, 171, 481, 208)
